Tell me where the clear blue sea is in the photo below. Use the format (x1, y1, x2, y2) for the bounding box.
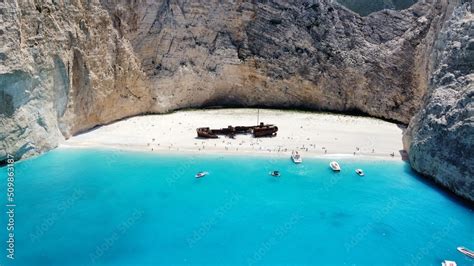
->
(1, 148, 473, 265)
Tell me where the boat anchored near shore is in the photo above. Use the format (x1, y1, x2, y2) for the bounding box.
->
(457, 246, 474, 258)
(270, 171, 281, 177)
(195, 171, 208, 178)
(329, 161, 341, 172)
(355, 169, 365, 176)
(291, 151, 303, 164)
(441, 260, 457, 266)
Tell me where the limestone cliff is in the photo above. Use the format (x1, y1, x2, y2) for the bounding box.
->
(0, 0, 151, 160)
(403, 2, 473, 202)
(0, 0, 471, 200)
(102, 0, 444, 122)
(337, 0, 418, 16)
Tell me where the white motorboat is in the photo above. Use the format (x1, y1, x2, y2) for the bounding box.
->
(291, 151, 303, 164)
(329, 161, 341, 171)
(355, 169, 365, 176)
(195, 171, 208, 178)
(441, 260, 457, 266)
(457, 246, 474, 258)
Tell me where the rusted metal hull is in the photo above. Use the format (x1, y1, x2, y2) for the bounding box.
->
(253, 126, 278, 137)
(196, 123, 278, 139)
(196, 128, 218, 138)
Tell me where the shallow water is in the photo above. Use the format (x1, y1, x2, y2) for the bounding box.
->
(1, 148, 473, 265)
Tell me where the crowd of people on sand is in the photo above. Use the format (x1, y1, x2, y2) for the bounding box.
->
(119, 111, 395, 157)
(144, 134, 398, 158)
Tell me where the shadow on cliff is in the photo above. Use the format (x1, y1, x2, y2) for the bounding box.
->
(70, 106, 409, 139)
(196, 104, 409, 125)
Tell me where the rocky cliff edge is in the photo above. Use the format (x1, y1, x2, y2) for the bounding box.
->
(404, 2, 473, 202)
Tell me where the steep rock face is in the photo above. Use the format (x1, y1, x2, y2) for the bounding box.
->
(102, 0, 446, 123)
(0, 0, 464, 166)
(337, 0, 418, 16)
(0, 0, 151, 160)
(403, 2, 474, 202)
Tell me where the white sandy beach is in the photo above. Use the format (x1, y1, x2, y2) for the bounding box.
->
(61, 109, 406, 160)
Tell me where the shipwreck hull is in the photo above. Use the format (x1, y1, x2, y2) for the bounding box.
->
(196, 123, 278, 138)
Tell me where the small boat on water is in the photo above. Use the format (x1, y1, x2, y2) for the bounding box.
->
(441, 260, 457, 266)
(457, 246, 474, 258)
(195, 171, 208, 178)
(355, 169, 365, 176)
(291, 151, 303, 164)
(270, 171, 281, 177)
(329, 161, 341, 172)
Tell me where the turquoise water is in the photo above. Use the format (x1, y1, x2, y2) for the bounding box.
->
(1, 148, 473, 265)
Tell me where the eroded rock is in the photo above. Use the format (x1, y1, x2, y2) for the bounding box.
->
(404, 2, 474, 202)
(0, 0, 151, 160)
(0, 0, 472, 204)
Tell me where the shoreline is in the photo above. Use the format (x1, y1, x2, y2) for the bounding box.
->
(58, 144, 405, 162)
(61, 109, 406, 161)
